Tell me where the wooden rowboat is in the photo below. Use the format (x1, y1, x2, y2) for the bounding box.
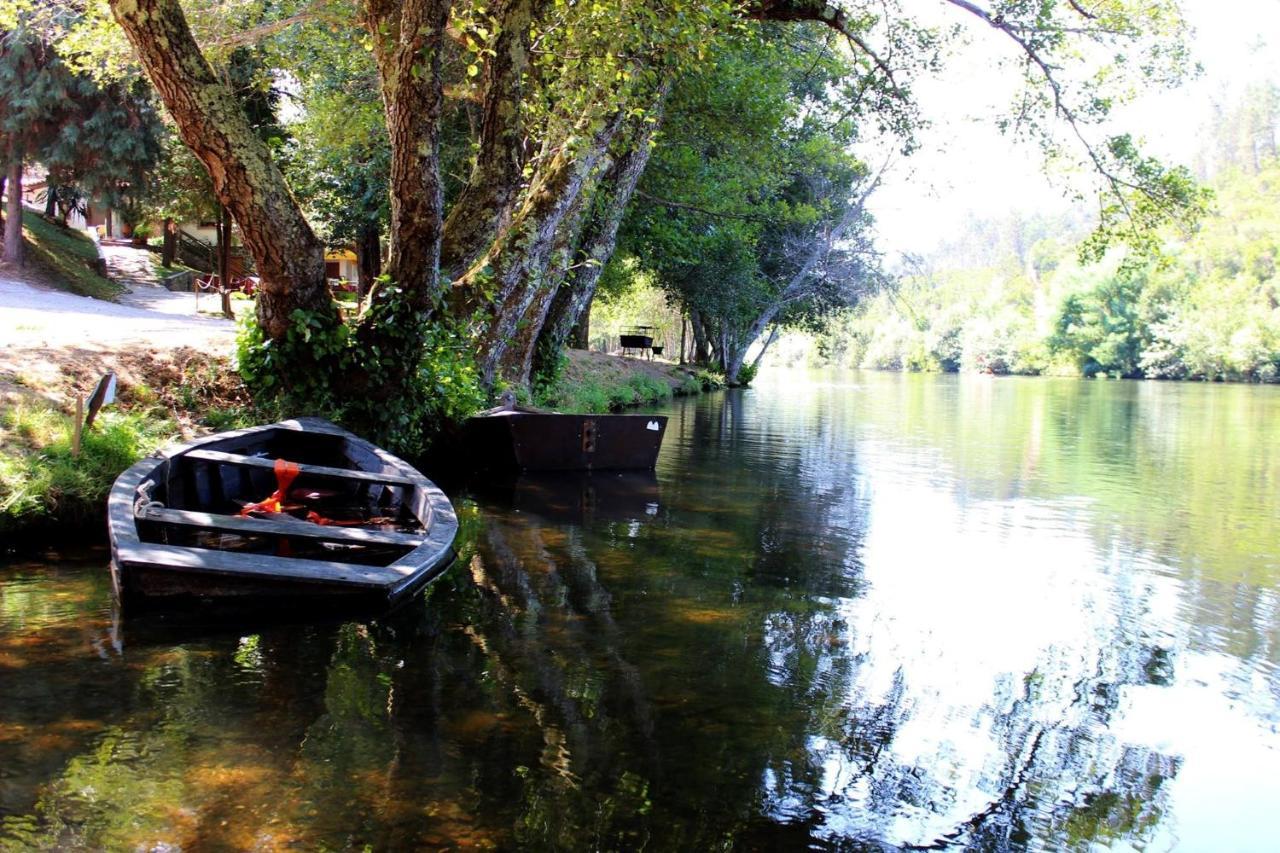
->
(464, 405, 668, 472)
(108, 418, 458, 610)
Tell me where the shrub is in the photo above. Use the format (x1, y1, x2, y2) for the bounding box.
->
(236, 279, 486, 456)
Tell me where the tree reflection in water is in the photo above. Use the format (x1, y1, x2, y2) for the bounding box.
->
(5, 374, 1280, 849)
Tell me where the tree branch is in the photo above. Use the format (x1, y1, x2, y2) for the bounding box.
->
(747, 1, 903, 96)
(634, 189, 775, 223)
(207, 5, 333, 49)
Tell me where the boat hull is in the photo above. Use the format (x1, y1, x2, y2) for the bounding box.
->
(108, 418, 458, 612)
(464, 412, 667, 471)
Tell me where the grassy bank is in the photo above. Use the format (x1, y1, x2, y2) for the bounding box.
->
(535, 350, 723, 412)
(20, 211, 123, 300)
(0, 346, 725, 543)
(0, 405, 177, 540)
(0, 351, 253, 544)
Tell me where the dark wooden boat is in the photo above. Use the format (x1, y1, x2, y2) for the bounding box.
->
(464, 405, 667, 471)
(108, 418, 458, 610)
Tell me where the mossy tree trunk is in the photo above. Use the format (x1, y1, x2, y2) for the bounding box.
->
(362, 0, 449, 312)
(533, 93, 668, 377)
(108, 0, 333, 340)
(456, 109, 625, 386)
(439, 0, 547, 281)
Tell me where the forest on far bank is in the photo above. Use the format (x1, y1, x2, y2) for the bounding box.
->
(813, 85, 1280, 383)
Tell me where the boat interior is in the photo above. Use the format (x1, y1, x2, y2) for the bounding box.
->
(132, 427, 428, 568)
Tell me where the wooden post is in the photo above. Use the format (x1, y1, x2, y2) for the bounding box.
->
(72, 396, 84, 457)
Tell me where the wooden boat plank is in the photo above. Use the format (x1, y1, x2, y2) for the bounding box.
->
(115, 542, 407, 588)
(184, 448, 418, 486)
(137, 506, 426, 547)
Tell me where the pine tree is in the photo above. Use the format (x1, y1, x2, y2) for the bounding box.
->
(0, 20, 160, 266)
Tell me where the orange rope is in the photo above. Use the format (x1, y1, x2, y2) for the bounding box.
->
(239, 458, 302, 516)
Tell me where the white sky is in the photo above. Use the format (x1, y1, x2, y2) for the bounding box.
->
(867, 0, 1280, 257)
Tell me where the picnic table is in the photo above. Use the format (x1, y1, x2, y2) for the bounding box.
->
(620, 325, 663, 359)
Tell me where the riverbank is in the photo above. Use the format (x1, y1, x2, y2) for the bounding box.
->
(0, 347, 251, 543)
(536, 350, 722, 412)
(1, 320, 723, 542)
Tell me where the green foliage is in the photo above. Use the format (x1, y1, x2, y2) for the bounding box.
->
(615, 24, 879, 378)
(0, 18, 161, 210)
(821, 156, 1280, 383)
(1080, 135, 1213, 268)
(692, 369, 726, 391)
(236, 278, 487, 455)
(0, 404, 177, 535)
(541, 373, 673, 414)
(734, 363, 759, 386)
(1049, 273, 1149, 377)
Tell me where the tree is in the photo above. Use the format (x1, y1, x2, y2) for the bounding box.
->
(615, 27, 883, 383)
(283, 46, 391, 301)
(86, 0, 1203, 442)
(143, 130, 219, 268)
(0, 14, 160, 266)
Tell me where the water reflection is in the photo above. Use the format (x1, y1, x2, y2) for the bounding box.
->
(3, 371, 1280, 849)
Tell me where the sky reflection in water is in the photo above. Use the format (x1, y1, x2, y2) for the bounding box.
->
(1, 370, 1278, 850)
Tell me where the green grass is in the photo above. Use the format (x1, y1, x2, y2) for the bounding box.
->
(20, 211, 123, 300)
(538, 372, 677, 413)
(0, 403, 177, 538)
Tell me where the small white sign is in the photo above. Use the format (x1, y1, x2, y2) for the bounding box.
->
(646, 420, 660, 431)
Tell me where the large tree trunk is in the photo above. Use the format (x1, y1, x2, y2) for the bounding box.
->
(458, 109, 625, 386)
(689, 310, 712, 367)
(751, 325, 780, 371)
(439, 0, 547, 280)
(364, 0, 449, 311)
(532, 95, 667, 378)
(109, 0, 333, 340)
(349, 0, 451, 403)
(2, 160, 23, 267)
(495, 165, 600, 384)
(161, 218, 177, 267)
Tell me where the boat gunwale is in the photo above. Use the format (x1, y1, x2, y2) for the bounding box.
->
(108, 417, 458, 600)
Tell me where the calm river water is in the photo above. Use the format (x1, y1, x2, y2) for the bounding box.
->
(2, 370, 1279, 850)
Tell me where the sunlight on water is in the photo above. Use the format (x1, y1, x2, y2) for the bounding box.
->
(2, 370, 1279, 849)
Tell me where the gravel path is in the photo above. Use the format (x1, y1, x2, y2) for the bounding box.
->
(0, 274, 237, 350)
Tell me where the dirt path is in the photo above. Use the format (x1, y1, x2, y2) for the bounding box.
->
(0, 273, 238, 409)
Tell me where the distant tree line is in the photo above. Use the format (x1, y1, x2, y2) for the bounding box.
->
(821, 84, 1280, 383)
